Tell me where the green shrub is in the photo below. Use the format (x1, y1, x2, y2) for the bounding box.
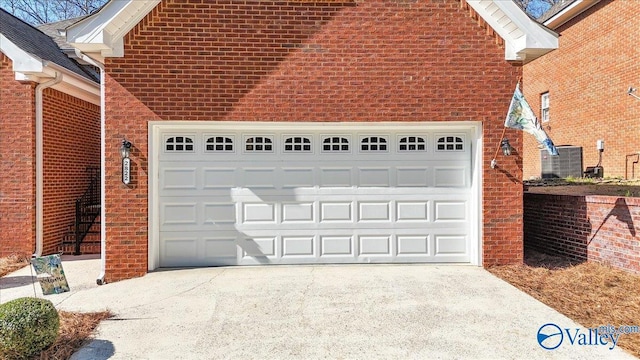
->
(0, 297, 59, 359)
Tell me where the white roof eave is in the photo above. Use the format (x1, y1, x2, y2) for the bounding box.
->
(0, 34, 44, 74)
(543, 0, 601, 30)
(466, 0, 558, 63)
(1, 34, 99, 105)
(67, 0, 557, 64)
(67, 0, 160, 61)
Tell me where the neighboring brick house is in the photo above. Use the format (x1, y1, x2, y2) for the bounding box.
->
(67, 0, 557, 283)
(522, 0, 640, 179)
(0, 9, 100, 258)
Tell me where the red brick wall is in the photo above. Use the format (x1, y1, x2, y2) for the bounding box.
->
(42, 88, 100, 255)
(525, 193, 640, 274)
(522, 0, 640, 179)
(0, 54, 36, 258)
(104, 0, 523, 282)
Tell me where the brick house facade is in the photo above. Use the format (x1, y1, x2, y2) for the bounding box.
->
(0, 53, 36, 257)
(0, 10, 100, 258)
(522, 0, 640, 179)
(69, 0, 557, 283)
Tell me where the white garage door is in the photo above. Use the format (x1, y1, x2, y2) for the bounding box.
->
(152, 123, 478, 267)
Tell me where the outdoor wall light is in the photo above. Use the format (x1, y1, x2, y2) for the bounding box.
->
(491, 137, 514, 169)
(628, 86, 640, 101)
(120, 139, 132, 159)
(501, 138, 513, 156)
(120, 139, 132, 185)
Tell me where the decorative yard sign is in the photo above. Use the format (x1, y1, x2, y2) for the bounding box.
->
(31, 254, 70, 295)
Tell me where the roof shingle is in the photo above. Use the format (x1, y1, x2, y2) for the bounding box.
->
(0, 8, 97, 82)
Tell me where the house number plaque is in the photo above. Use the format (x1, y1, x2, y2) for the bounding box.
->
(122, 157, 131, 185)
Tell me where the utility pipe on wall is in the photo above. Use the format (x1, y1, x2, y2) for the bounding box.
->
(75, 49, 107, 285)
(625, 153, 640, 180)
(33, 70, 62, 258)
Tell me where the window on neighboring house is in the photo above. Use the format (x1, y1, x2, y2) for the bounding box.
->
(541, 92, 550, 122)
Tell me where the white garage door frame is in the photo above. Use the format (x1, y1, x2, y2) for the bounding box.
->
(147, 121, 483, 270)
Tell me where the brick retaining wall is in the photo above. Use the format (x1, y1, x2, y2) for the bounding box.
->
(524, 193, 640, 274)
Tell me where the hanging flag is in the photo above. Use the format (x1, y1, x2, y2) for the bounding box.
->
(504, 83, 559, 156)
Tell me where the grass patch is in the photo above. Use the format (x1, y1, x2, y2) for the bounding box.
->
(489, 251, 640, 357)
(564, 176, 598, 184)
(1, 256, 112, 359)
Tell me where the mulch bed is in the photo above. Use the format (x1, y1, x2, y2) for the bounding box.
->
(37, 311, 113, 360)
(489, 251, 640, 357)
(0, 255, 30, 278)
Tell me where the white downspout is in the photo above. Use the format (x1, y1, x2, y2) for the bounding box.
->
(76, 49, 107, 285)
(33, 71, 62, 258)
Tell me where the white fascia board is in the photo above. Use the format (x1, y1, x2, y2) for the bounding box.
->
(0, 34, 44, 74)
(466, 0, 558, 63)
(1, 35, 99, 104)
(67, 0, 160, 60)
(44, 62, 100, 105)
(543, 0, 601, 30)
(51, 81, 100, 105)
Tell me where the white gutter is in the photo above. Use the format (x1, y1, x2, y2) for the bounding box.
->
(76, 49, 107, 285)
(42, 62, 100, 105)
(33, 70, 63, 258)
(543, 0, 601, 30)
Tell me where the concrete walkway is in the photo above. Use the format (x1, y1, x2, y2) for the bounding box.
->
(0, 256, 636, 359)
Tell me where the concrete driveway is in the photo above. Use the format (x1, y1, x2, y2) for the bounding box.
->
(0, 256, 636, 359)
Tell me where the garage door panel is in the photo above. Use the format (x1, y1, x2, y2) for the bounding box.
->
(203, 168, 237, 189)
(433, 167, 468, 188)
(241, 237, 276, 258)
(243, 168, 277, 188)
(359, 235, 391, 255)
(435, 235, 468, 256)
(204, 237, 238, 259)
(159, 233, 470, 265)
(242, 203, 277, 223)
(161, 235, 199, 267)
(320, 168, 353, 187)
(397, 235, 430, 256)
(281, 202, 315, 222)
(434, 201, 468, 222)
(396, 167, 430, 187)
(159, 198, 469, 230)
(358, 168, 391, 187)
(281, 168, 315, 188)
(358, 202, 391, 222)
(282, 236, 315, 257)
(203, 203, 236, 224)
(396, 201, 429, 221)
(162, 203, 198, 225)
(161, 167, 198, 190)
(320, 235, 355, 257)
(157, 125, 476, 267)
(320, 202, 353, 222)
